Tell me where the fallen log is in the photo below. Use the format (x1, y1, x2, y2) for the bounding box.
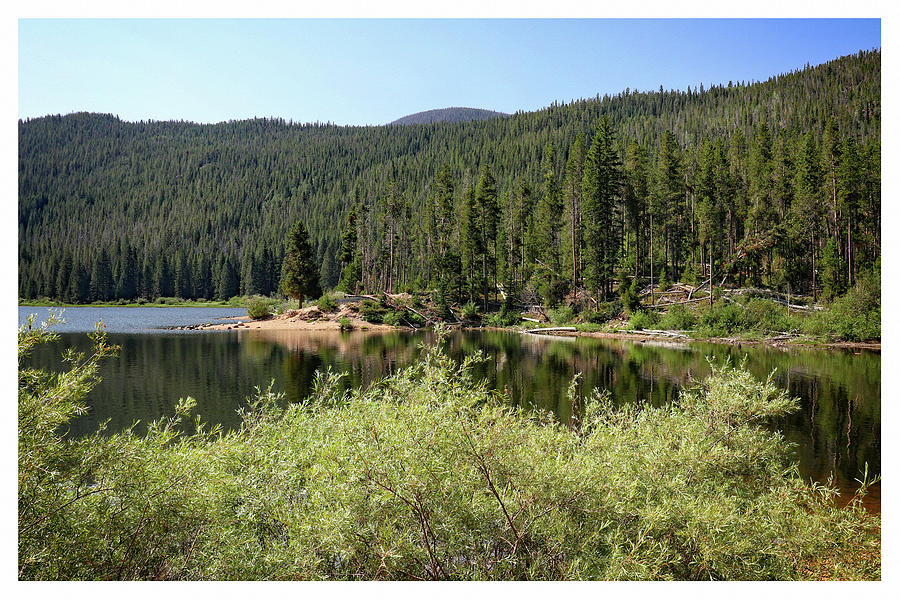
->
(524, 326, 577, 334)
(652, 297, 710, 307)
(636, 329, 691, 338)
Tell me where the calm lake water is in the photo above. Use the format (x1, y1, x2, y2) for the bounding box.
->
(21, 306, 881, 511)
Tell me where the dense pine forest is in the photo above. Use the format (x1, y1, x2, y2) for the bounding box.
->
(18, 50, 880, 307)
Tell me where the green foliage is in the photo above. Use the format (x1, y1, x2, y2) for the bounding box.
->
(680, 262, 699, 287)
(697, 301, 745, 336)
(18, 51, 881, 304)
(316, 293, 338, 313)
(628, 310, 659, 331)
(658, 270, 670, 293)
(246, 297, 273, 320)
(359, 300, 389, 324)
(549, 306, 576, 325)
(281, 220, 322, 304)
(338, 316, 353, 331)
(583, 301, 623, 324)
(19, 323, 877, 580)
(803, 264, 880, 341)
(619, 277, 642, 315)
(693, 298, 803, 338)
(657, 304, 696, 331)
(383, 311, 405, 327)
(482, 310, 522, 328)
(460, 301, 480, 321)
(820, 238, 846, 301)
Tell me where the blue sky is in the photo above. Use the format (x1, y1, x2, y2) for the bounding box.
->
(18, 19, 881, 126)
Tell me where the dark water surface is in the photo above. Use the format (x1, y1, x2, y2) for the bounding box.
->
(21, 307, 880, 511)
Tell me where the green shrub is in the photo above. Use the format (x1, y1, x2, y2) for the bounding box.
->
(461, 301, 479, 321)
(18, 320, 878, 580)
(246, 297, 272, 320)
(587, 300, 624, 323)
(680, 262, 699, 287)
(360, 300, 388, 324)
(338, 316, 353, 331)
(483, 310, 521, 327)
(620, 279, 642, 315)
(549, 306, 575, 325)
(628, 310, 658, 331)
(658, 270, 670, 292)
(317, 294, 338, 313)
(696, 301, 743, 336)
(803, 266, 880, 341)
(383, 311, 405, 327)
(657, 304, 696, 330)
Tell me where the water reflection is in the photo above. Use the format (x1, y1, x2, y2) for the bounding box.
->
(29, 328, 880, 510)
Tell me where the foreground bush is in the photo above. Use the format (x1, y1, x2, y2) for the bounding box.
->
(19, 319, 878, 580)
(245, 297, 273, 320)
(803, 265, 880, 342)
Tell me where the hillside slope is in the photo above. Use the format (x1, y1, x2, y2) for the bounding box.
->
(390, 107, 508, 125)
(18, 50, 880, 300)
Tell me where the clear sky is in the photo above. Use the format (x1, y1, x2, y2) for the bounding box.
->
(18, 18, 881, 126)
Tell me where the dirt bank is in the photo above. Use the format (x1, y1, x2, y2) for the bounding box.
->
(192, 302, 397, 332)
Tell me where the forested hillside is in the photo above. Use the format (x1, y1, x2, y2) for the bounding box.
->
(390, 107, 509, 125)
(18, 50, 880, 305)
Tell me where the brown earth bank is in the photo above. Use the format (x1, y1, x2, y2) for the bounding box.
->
(191, 314, 879, 352)
(188, 302, 396, 332)
(178, 296, 879, 351)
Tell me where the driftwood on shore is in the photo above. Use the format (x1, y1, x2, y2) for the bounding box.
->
(719, 288, 824, 311)
(524, 326, 577, 334)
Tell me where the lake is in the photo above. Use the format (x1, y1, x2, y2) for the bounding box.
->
(20, 306, 881, 511)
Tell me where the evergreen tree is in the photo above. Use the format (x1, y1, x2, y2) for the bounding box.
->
(194, 254, 212, 299)
(216, 256, 240, 300)
(69, 261, 91, 303)
(280, 219, 321, 304)
(460, 179, 483, 304)
(173, 251, 191, 299)
(474, 165, 500, 309)
(338, 203, 361, 293)
(154, 255, 174, 299)
(55, 251, 73, 302)
(792, 132, 824, 298)
(582, 117, 622, 299)
(820, 238, 845, 301)
(652, 130, 683, 284)
(623, 141, 649, 279)
(534, 143, 566, 306)
(563, 134, 585, 287)
(89, 249, 114, 302)
(116, 245, 138, 300)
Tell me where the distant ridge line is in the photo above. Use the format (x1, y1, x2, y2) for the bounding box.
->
(389, 106, 509, 126)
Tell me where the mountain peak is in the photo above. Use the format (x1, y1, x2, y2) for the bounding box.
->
(389, 107, 508, 126)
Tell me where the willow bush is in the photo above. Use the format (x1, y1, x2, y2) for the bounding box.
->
(19, 318, 878, 580)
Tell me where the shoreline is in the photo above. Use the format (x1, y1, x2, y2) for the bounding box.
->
(189, 313, 880, 352)
(21, 302, 878, 351)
